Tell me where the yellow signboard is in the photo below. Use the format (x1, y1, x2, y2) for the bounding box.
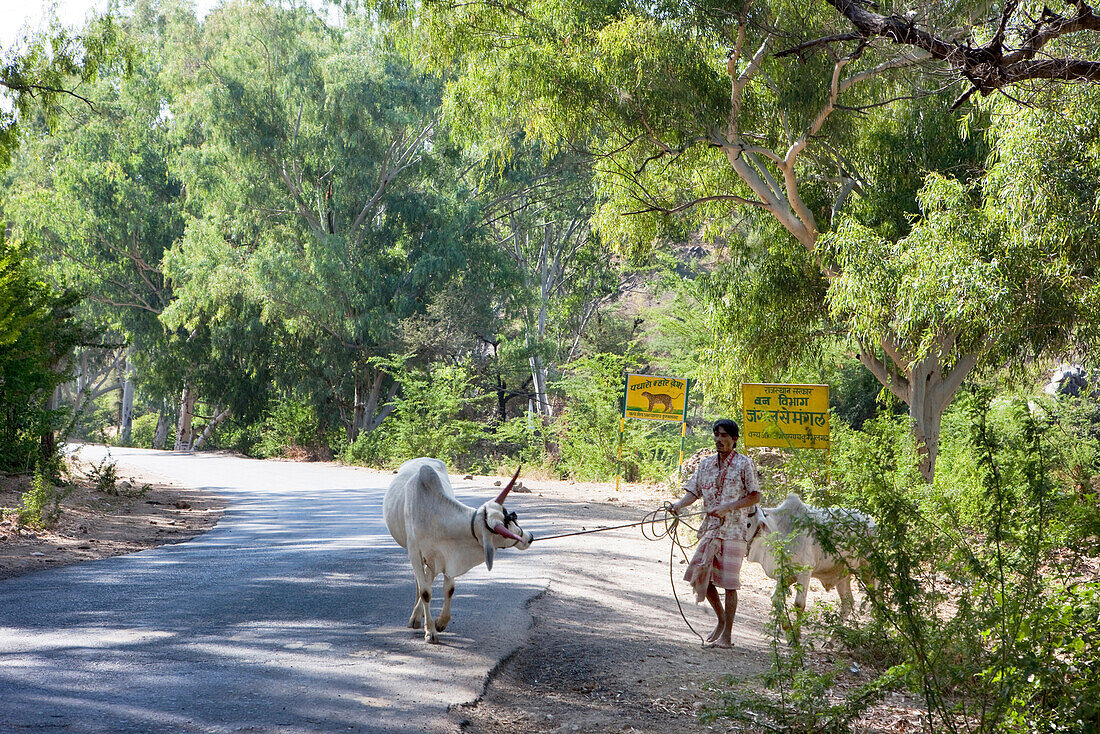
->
(623, 374, 689, 422)
(741, 383, 830, 449)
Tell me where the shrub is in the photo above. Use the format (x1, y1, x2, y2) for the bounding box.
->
(823, 390, 1100, 733)
(554, 354, 693, 482)
(342, 361, 486, 469)
(255, 398, 330, 460)
(128, 413, 159, 448)
(11, 470, 68, 528)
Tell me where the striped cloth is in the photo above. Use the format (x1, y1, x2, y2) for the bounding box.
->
(684, 536, 747, 600)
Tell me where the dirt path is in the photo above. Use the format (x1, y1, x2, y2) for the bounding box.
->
(453, 479, 807, 734)
(0, 457, 223, 581)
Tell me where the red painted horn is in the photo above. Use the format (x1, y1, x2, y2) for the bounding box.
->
(492, 523, 524, 541)
(493, 466, 521, 505)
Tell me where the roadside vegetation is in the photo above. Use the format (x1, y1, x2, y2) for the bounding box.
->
(2, 1, 1099, 731)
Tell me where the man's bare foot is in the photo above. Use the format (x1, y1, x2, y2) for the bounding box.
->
(704, 639, 733, 649)
(706, 622, 724, 643)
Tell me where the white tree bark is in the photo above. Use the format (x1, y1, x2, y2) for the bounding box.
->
(153, 408, 170, 450)
(119, 351, 134, 446)
(191, 407, 232, 451)
(174, 383, 195, 451)
(349, 370, 398, 441)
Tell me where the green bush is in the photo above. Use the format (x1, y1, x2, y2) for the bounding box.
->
(342, 362, 487, 469)
(128, 413, 159, 448)
(703, 528, 894, 734)
(484, 417, 552, 472)
(819, 390, 1100, 733)
(553, 354, 691, 482)
(10, 470, 68, 528)
(342, 426, 391, 467)
(255, 398, 329, 459)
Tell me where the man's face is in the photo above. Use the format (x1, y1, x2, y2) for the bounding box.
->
(713, 427, 736, 453)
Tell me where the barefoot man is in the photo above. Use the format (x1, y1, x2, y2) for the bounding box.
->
(669, 419, 761, 648)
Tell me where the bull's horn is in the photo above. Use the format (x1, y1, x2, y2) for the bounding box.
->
(493, 466, 521, 505)
(492, 523, 524, 542)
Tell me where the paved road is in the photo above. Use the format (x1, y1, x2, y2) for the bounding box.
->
(0, 446, 551, 733)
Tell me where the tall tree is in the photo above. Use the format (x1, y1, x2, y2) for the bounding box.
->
(473, 144, 623, 419)
(0, 12, 132, 467)
(163, 2, 493, 441)
(401, 0, 1100, 480)
(5, 48, 184, 442)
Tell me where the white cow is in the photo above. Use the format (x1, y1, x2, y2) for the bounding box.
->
(383, 457, 533, 643)
(745, 493, 874, 619)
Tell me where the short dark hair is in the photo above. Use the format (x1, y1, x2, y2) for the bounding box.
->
(712, 419, 739, 439)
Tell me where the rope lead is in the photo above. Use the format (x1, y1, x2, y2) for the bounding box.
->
(532, 505, 712, 646)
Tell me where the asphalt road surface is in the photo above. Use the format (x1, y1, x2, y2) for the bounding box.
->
(0, 446, 552, 733)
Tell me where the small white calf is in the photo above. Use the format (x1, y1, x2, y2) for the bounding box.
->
(383, 457, 533, 643)
(745, 493, 874, 619)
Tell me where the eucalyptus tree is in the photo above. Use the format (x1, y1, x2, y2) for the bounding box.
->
(819, 1, 1100, 104)
(399, 0, 1100, 480)
(163, 2, 491, 442)
(4, 37, 184, 445)
(0, 14, 134, 466)
(468, 143, 625, 420)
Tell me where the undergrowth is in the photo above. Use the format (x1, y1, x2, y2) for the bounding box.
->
(701, 389, 1100, 733)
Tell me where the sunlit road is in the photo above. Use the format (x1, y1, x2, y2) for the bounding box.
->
(0, 446, 551, 733)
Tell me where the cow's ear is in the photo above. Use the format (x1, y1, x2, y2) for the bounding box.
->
(483, 531, 496, 571)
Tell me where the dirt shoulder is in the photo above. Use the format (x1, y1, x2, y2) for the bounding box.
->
(450, 474, 925, 734)
(0, 460, 223, 581)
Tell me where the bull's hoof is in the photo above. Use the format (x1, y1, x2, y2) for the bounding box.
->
(424, 631, 439, 644)
(435, 620, 448, 632)
(407, 619, 422, 629)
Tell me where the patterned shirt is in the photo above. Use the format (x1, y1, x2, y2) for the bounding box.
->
(683, 452, 760, 543)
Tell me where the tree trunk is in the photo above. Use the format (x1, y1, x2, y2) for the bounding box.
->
(174, 383, 195, 451)
(192, 407, 231, 451)
(348, 369, 399, 442)
(153, 403, 170, 450)
(528, 352, 553, 419)
(858, 340, 977, 483)
(119, 353, 134, 446)
(40, 386, 60, 465)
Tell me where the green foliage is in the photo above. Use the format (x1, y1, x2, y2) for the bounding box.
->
(0, 265, 84, 475)
(11, 470, 68, 528)
(128, 413, 159, 449)
(0, 13, 134, 169)
(254, 398, 329, 460)
(484, 417, 552, 472)
(553, 354, 689, 482)
(821, 391, 1100, 733)
(343, 362, 487, 469)
(342, 427, 389, 468)
(84, 456, 119, 494)
(704, 529, 893, 733)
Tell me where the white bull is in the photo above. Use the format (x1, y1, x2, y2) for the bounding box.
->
(745, 493, 874, 619)
(383, 457, 533, 643)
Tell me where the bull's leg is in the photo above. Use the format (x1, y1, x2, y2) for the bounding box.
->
(410, 559, 440, 643)
(793, 572, 811, 613)
(836, 575, 855, 620)
(435, 575, 455, 632)
(407, 562, 428, 629)
(408, 583, 424, 629)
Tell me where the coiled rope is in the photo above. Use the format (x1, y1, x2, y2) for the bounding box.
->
(531, 505, 712, 646)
